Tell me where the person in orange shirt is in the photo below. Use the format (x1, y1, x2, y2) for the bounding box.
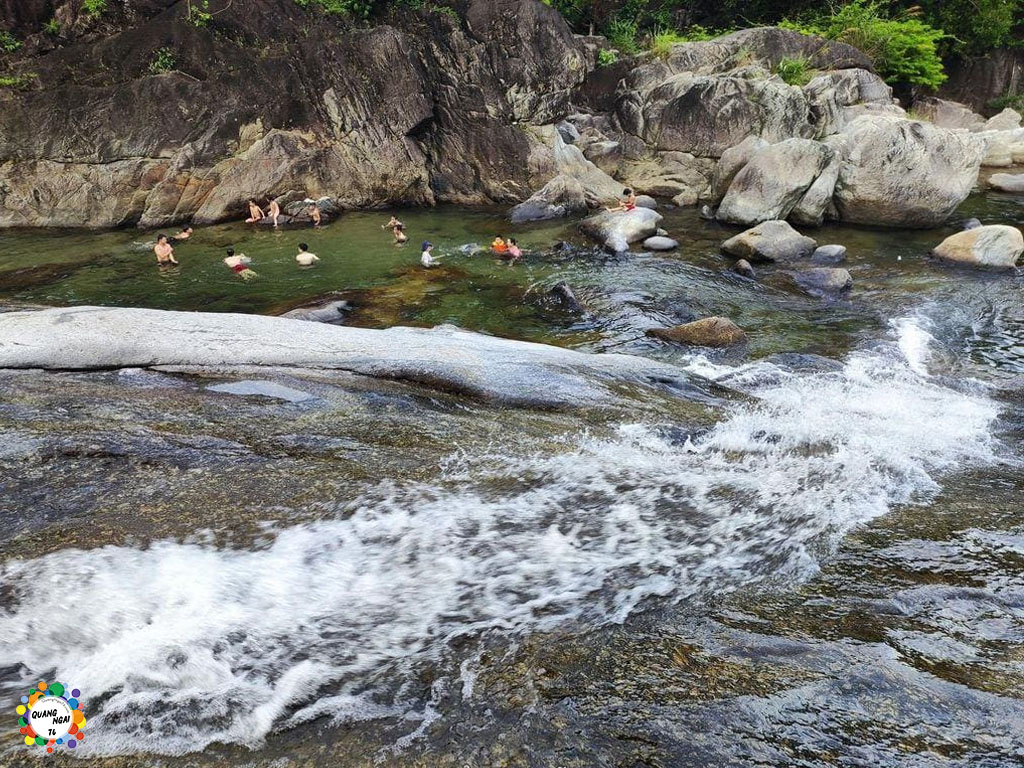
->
(492, 236, 509, 254)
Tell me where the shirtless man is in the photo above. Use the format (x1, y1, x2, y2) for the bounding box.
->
(383, 216, 408, 244)
(154, 234, 178, 265)
(224, 248, 257, 280)
(246, 199, 265, 224)
(173, 226, 193, 240)
(268, 199, 281, 228)
(308, 203, 322, 228)
(296, 243, 320, 267)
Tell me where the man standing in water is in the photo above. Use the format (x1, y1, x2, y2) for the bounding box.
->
(296, 243, 320, 267)
(154, 234, 178, 265)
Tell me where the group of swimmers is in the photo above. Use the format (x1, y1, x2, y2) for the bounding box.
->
(246, 198, 322, 228)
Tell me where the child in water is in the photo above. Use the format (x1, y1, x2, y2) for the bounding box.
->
(506, 238, 522, 261)
(491, 236, 508, 254)
(383, 216, 408, 244)
(224, 248, 257, 280)
(421, 241, 442, 268)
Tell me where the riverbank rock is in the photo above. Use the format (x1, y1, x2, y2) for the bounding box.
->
(989, 173, 1024, 193)
(793, 267, 853, 296)
(830, 116, 985, 227)
(635, 195, 658, 209)
(716, 138, 833, 226)
(721, 220, 817, 263)
(579, 208, 663, 252)
(811, 245, 847, 264)
(643, 236, 678, 251)
(0, 306, 721, 409)
(931, 225, 1023, 269)
(280, 300, 353, 325)
(911, 97, 986, 131)
(646, 317, 747, 347)
(712, 137, 768, 205)
(980, 108, 1022, 132)
(510, 176, 587, 223)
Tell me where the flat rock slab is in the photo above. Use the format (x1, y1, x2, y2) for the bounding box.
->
(580, 208, 663, 252)
(0, 306, 717, 410)
(811, 244, 847, 264)
(989, 173, 1024, 193)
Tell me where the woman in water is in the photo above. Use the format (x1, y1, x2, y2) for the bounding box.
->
(506, 238, 522, 261)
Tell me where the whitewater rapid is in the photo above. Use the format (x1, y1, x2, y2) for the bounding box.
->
(0, 316, 1003, 756)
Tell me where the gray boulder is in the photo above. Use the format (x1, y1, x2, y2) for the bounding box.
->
(280, 299, 353, 325)
(732, 259, 756, 278)
(790, 139, 841, 227)
(556, 121, 581, 144)
(580, 208, 664, 252)
(989, 173, 1024, 193)
(931, 225, 1023, 269)
(981, 131, 1014, 167)
(582, 140, 623, 175)
(646, 316, 747, 347)
(831, 116, 985, 227)
(960, 218, 983, 230)
(510, 175, 588, 223)
(980, 108, 1022, 132)
(793, 267, 853, 296)
(811, 244, 847, 264)
(643, 236, 679, 251)
(635, 194, 658, 209)
(617, 153, 715, 204)
(717, 138, 833, 226)
(721, 220, 817, 263)
(0, 307, 715, 409)
(712, 136, 768, 204)
(911, 97, 986, 131)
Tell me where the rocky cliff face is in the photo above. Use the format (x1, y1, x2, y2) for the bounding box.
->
(0, 0, 585, 228)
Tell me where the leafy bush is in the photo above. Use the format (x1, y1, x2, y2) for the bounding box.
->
(0, 31, 20, 53)
(187, 0, 213, 27)
(775, 55, 812, 85)
(83, 0, 107, 17)
(783, 0, 947, 90)
(649, 29, 685, 58)
(989, 93, 1024, 114)
(596, 48, 619, 67)
(294, 0, 375, 19)
(606, 17, 639, 53)
(44, 18, 61, 35)
(149, 47, 177, 75)
(914, 0, 1018, 56)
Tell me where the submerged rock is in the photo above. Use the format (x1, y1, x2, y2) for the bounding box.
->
(931, 225, 1023, 269)
(643, 236, 679, 251)
(721, 220, 817, 263)
(579, 208, 663, 252)
(0, 306, 719, 409)
(280, 299, 353, 325)
(646, 316, 747, 347)
(545, 281, 588, 314)
(732, 259, 756, 278)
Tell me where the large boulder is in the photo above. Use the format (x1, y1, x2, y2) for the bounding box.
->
(979, 108, 1022, 133)
(510, 175, 588, 223)
(720, 220, 817, 263)
(793, 267, 853, 296)
(981, 131, 1015, 167)
(646, 316, 747, 347)
(711, 136, 768, 204)
(911, 97, 986, 131)
(989, 173, 1024, 193)
(716, 138, 833, 226)
(931, 225, 1023, 269)
(579, 207, 663, 252)
(0, 307, 715, 409)
(790, 143, 841, 227)
(617, 152, 714, 204)
(830, 116, 985, 228)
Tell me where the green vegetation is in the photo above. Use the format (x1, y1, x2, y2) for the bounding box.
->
(83, 0, 107, 17)
(0, 31, 20, 53)
(596, 48, 619, 67)
(783, 1, 947, 89)
(43, 18, 61, 35)
(149, 47, 177, 75)
(187, 0, 213, 27)
(990, 93, 1024, 113)
(293, 0, 458, 21)
(0, 73, 38, 90)
(775, 55, 813, 86)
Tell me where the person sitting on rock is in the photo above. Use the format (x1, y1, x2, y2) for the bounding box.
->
(224, 248, 257, 280)
(491, 236, 508, 254)
(154, 234, 178, 265)
(421, 241, 441, 268)
(172, 226, 194, 241)
(308, 203, 322, 228)
(268, 199, 281, 228)
(606, 188, 637, 213)
(296, 243, 320, 267)
(246, 199, 265, 224)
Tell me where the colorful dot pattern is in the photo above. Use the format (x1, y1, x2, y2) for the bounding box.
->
(16, 681, 85, 751)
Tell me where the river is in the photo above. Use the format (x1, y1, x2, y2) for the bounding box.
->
(0, 192, 1021, 766)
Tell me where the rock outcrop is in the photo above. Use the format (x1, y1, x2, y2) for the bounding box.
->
(931, 225, 1023, 269)
(0, 0, 588, 228)
(0, 306, 717, 408)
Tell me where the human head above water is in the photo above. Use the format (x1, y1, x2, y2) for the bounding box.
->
(226, 247, 235, 257)
(422, 241, 432, 251)
(157, 234, 168, 244)
(298, 243, 309, 252)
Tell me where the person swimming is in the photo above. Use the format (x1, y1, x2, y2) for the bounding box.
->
(506, 238, 522, 261)
(246, 199, 264, 224)
(296, 242, 320, 267)
(154, 234, 178, 265)
(421, 241, 441, 268)
(224, 247, 257, 279)
(268, 199, 281, 228)
(383, 216, 408, 243)
(172, 226, 193, 240)
(491, 236, 508, 254)
(606, 188, 637, 212)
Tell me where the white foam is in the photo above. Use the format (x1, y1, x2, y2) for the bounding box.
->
(893, 315, 936, 376)
(0, 318, 1001, 757)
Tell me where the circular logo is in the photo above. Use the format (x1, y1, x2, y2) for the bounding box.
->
(14, 681, 86, 753)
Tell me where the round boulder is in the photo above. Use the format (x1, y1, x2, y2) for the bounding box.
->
(733, 259, 756, 278)
(793, 267, 853, 296)
(646, 316, 747, 347)
(931, 224, 1023, 269)
(811, 244, 847, 264)
(721, 220, 817, 263)
(635, 194, 658, 209)
(644, 236, 679, 251)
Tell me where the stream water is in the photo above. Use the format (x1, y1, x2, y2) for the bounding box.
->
(0, 192, 1021, 766)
